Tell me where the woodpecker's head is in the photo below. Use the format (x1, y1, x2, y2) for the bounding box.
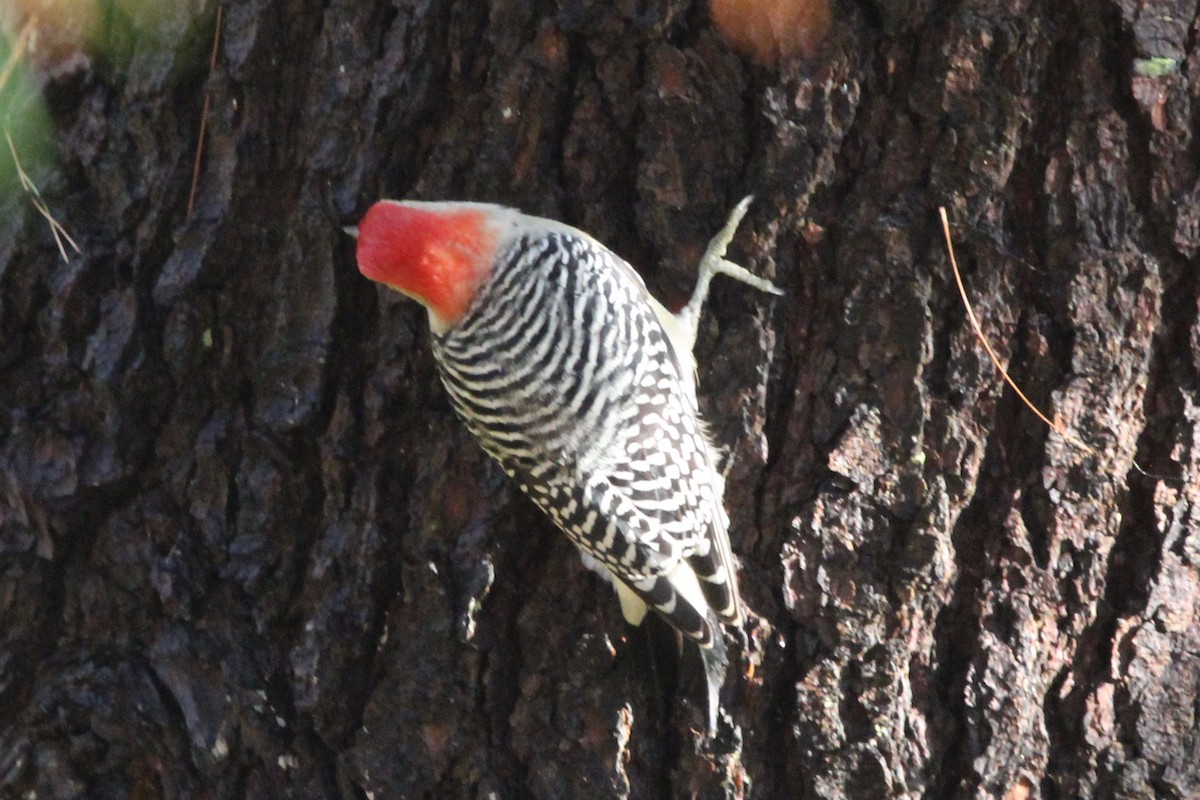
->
(354, 201, 501, 332)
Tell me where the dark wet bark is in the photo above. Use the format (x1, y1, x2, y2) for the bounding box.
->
(1, 1, 1198, 798)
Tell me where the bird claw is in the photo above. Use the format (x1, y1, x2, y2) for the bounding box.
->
(700, 195, 755, 268)
(677, 196, 783, 340)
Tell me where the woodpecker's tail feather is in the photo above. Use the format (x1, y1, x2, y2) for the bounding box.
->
(631, 568, 714, 646)
(689, 544, 741, 625)
(699, 611, 729, 736)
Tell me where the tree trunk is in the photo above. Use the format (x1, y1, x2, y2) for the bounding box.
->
(1, 1, 1197, 798)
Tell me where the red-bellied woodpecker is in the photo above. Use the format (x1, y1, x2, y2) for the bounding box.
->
(352, 197, 780, 732)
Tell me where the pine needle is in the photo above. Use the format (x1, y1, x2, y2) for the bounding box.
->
(938, 208, 1092, 453)
(0, 17, 36, 94)
(187, 5, 222, 219)
(6, 128, 80, 263)
(938, 210, 1179, 482)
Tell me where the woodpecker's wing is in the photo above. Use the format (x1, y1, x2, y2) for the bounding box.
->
(431, 222, 741, 640)
(597, 382, 741, 628)
(499, 363, 738, 643)
(509, 456, 720, 645)
(604, 254, 742, 626)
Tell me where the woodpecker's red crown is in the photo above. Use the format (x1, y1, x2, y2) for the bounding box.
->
(356, 201, 499, 329)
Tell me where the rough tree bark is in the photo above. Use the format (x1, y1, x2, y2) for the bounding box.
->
(1, 1, 1197, 798)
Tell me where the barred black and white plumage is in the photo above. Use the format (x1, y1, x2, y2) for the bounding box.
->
(354, 196, 781, 731)
(433, 225, 738, 644)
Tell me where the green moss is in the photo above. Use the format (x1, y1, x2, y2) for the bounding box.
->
(1133, 58, 1179, 78)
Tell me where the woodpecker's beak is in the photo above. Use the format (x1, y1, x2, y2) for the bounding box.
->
(342, 225, 359, 239)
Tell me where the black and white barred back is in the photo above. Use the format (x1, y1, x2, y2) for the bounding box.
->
(431, 222, 739, 645)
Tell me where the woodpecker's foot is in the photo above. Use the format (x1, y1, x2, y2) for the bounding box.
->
(703, 195, 755, 273)
(701, 195, 784, 297)
(679, 196, 783, 332)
